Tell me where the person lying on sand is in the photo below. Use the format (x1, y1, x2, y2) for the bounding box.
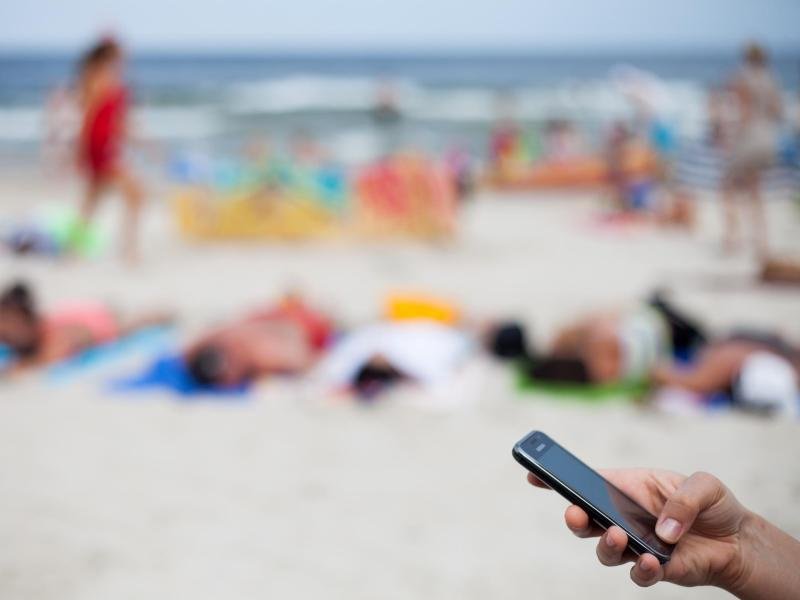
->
(653, 331, 800, 417)
(522, 289, 797, 414)
(315, 320, 471, 399)
(526, 293, 706, 386)
(316, 314, 531, 400)
(183, 295, 332, 389)
(0, 281, 171, 369)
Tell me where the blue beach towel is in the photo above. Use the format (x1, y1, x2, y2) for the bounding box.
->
(46, 326, 174, 383)
(110, 353, 250, 399)
(0, 343, 13, 372)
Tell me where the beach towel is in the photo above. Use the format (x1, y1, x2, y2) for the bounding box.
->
(0, 343, 13, 372)
(110, 353, 250, 398)
(516, 362, 646, 402)
(46, 326, 174, 383)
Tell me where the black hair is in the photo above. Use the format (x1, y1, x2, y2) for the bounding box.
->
(1, 282, 35, 315)
(0, 281, 40, 357)
(527, 355, 590, 384)
(353, 361, 404, 399)
(487, 321, 529, 360)
(187, 345, 226, 387)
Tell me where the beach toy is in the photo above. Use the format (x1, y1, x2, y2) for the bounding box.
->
(385, 294, 461, 325)
(46, 208, 107, 257)
(2, 207, 107, 258)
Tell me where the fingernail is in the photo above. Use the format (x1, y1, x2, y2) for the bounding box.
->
(639, 560, 652, 573)
(605, 534, 615, 547)
(656, 518, 682, 542)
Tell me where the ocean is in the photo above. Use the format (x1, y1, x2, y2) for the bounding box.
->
(1, 51, 799, 165)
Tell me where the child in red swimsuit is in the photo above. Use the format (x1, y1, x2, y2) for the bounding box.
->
(76, 38, 143, 263)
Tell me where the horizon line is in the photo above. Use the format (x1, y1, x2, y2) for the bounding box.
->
(2, 42, 800, 57)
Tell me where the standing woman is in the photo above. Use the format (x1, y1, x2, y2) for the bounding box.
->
(76, 37, 144, 263)
(720, 43, 783, 257)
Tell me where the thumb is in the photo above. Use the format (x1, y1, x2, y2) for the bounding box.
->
(656, 471, 725, 544)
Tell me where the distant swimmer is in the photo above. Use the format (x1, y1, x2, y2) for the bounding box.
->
(372, 80, 401, 124)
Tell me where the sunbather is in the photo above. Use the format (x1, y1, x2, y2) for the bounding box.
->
(526, 293, 706, 386)
(524, 290, 798, 415)
(315, 320, 472, 399)
(183, 295, 333, 388)
(652, 331, 799, 416)
(0, 281, 171, 368)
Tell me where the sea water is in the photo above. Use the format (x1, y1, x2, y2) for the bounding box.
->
(1, 51, 798, 167)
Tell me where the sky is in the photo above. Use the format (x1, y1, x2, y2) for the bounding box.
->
(1, 0, 799, 53)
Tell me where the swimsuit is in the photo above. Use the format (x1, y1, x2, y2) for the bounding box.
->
(45, 302, 119, 346)
(618, 308, 670, 383)
(257, 300, 333, 352)
(80, 87, 127, 180)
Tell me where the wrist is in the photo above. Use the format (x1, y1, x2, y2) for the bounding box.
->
(722, 509, 761, 597)
(724, 510, 800, 599)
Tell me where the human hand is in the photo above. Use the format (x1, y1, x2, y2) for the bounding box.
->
(527, 469, 751, 591)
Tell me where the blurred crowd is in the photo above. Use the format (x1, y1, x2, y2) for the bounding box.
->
(2, 38, 799, 417)
(2, 281, 798, 417)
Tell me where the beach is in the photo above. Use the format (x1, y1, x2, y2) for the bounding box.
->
(1, 166, 799, 599)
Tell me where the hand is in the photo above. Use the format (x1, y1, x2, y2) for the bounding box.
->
(527, 469, 751, 591)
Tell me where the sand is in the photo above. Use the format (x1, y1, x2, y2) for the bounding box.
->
(1, 170, 799, 599)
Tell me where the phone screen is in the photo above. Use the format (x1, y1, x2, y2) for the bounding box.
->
(537, 442, 672, 556)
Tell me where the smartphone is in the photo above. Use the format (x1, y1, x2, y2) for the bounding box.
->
(512, 430, 673, 563)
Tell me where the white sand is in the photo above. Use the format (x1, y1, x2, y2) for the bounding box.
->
(1, 171, 799, 599)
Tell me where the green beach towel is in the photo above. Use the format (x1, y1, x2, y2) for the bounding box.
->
(516, 362, 648, 402)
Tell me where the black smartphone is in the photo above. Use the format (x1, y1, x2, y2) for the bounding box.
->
(512, 430, 673, 564)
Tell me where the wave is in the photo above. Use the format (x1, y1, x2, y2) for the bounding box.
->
(0, 106, 224, 143)
(0, 108, 41, 142)
(135, 106, 224, 139)
(227, 75, 426, 114)
(2, 71, 796, 155)
(223, 72, 711, 133)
